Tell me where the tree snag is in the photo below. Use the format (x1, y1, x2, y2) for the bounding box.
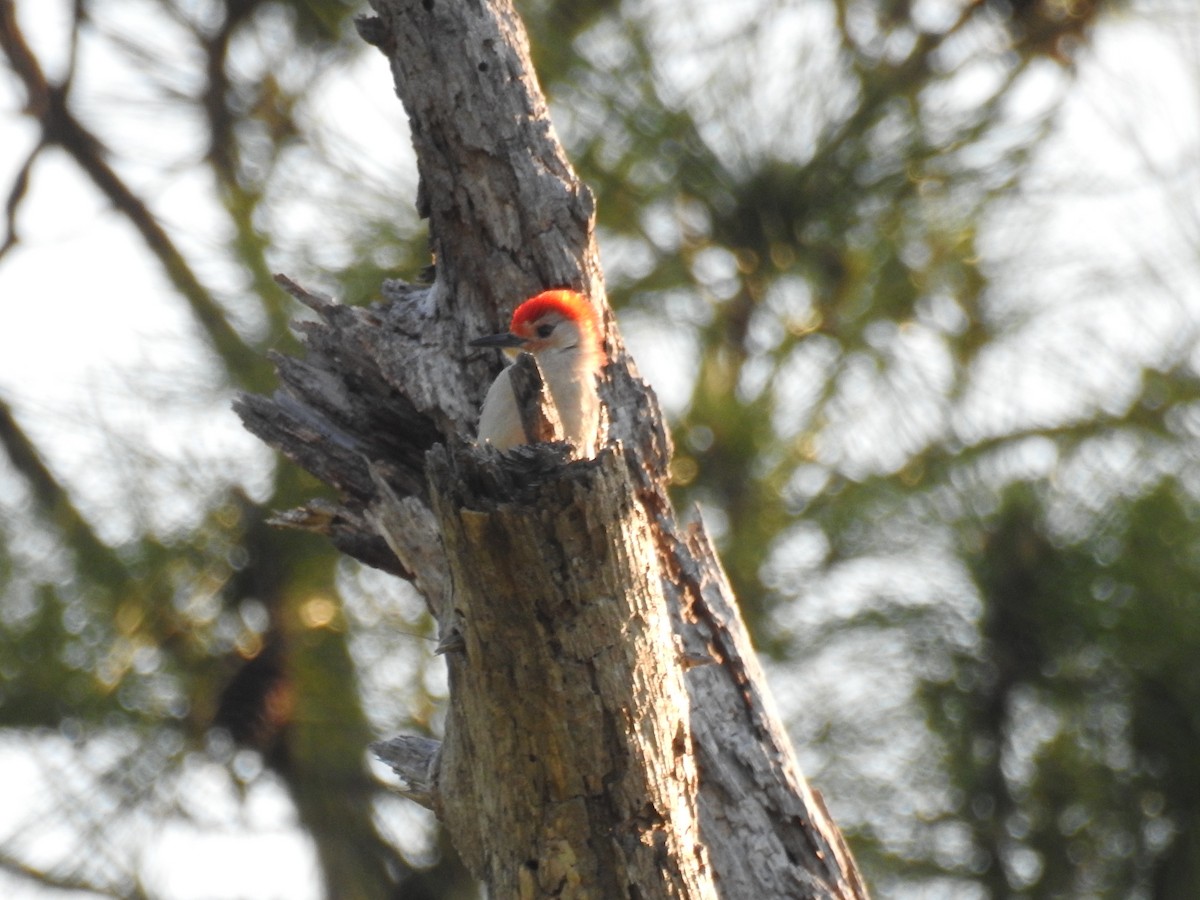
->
(237, 0, 870, 896)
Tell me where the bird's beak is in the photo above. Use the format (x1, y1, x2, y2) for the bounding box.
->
(470, 331, 527, 349)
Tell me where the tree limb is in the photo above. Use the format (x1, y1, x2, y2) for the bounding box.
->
(0, 0, 266, 388)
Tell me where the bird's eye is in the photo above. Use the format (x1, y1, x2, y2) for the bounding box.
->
(536, 323, 555, 338)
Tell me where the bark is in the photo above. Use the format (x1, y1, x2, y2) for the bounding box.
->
(431, 443, 711, 897)
(237, 0, 869, 897)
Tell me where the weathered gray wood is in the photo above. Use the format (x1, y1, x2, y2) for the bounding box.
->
(431, 443, 715, 898)
(236, 0, 869, 896)
(371, 735, 441, 810)
(365, 463, 450, 618)
(674, 523, 870, 898)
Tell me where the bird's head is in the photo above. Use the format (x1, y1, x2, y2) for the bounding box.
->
(470, 289, 605, 364)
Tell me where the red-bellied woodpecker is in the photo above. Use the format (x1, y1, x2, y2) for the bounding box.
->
(470, 289, 605, 454)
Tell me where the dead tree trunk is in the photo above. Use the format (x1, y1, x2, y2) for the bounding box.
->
(237, 0, 869, 896)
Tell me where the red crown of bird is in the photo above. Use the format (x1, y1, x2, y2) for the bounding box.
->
(510, 289, 605, 360)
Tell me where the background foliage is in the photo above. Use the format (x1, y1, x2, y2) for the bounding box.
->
(1, 0, 1198, 897)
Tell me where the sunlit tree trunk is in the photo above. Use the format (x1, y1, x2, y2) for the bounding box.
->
(239, 0, 868, 895)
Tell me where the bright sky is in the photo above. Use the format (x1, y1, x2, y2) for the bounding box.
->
(0, 0, 1198, 898)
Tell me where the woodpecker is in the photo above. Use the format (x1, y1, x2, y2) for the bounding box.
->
(470, 289, 605, 454)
